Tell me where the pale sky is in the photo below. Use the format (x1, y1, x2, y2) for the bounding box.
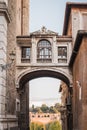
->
(30, 78, 61, 107)
(29, 0, 87, 107)
(30, 0, 87, 34)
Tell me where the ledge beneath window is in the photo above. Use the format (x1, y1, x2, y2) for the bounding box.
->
(58, 58, 67, 63)
(21, 58, 30, 63)
(37, 58, 52, 63)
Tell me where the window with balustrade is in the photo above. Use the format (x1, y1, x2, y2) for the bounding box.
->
(37, 40, 52, 62)
(21, 47, 31, 63)
(58, 46, 67, 63)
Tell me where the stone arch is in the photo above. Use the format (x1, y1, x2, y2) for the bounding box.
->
(36, 37, 52, 44)
(16, 67, 72, 89)
(16, 68, 72, 130)
(37, 39, 51, 45)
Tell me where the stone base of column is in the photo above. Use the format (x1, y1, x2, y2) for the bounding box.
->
(0, 115, 18, 130)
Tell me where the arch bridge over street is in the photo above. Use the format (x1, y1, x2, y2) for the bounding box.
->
(16, 27, 73, 130)
(0, 1, 87, 130)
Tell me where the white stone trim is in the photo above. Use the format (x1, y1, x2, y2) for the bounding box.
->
(16, 67, 72, 89)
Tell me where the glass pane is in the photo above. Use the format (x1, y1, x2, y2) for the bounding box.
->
(22, 47, 31, 58)
(58, 47, 67, 58)
(37, 40, 52, 59)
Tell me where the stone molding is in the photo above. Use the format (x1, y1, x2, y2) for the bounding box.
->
(31, 26, 58, 36)
(16, 67, 72, 89)
(0, 2, 10, 22)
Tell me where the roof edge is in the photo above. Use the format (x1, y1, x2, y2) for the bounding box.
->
(69, 30, 87, 67)
(63, 2, 87, 35)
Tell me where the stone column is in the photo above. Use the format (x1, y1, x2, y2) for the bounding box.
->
(22, 0, 29, 35)
(16, 44, 21, 65)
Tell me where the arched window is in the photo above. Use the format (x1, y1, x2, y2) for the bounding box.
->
(37, 40, 52, 62)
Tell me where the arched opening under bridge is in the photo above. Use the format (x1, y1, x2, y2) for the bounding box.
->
(16, 69, 72, 130)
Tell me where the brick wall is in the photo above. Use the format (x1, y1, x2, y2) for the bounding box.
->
(73, 36, 87, 130)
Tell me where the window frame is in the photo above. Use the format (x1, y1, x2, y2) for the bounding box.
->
(82, 12, 87, 30)
(37, 40, 52, 62)
(21, 46, 31, 63)
(58, 46, 67, 63)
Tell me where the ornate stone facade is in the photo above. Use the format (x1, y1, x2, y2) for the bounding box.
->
(15, 26, 72, 130)
(16, 27, 72, 87)
(0, 1, 87, 130)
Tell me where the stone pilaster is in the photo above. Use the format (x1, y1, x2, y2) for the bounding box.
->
(52, 36, 58, 63)
(31, 37, 37, 64)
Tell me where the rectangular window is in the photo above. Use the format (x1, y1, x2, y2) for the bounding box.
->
(21, 47, 31, 63)
(82, 13, 87, 30)
(58, 46, 67, 63)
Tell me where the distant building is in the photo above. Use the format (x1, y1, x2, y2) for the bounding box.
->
(30, 112, 61, 124)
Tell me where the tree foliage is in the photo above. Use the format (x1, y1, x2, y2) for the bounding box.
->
(40, 104, 49, 113)
(30, 121, 61, 130)
(30, 122, 45, 130)
(49, 106, 58, 113)
(46, 121, 62, 130)
(30, 103, 61, 113)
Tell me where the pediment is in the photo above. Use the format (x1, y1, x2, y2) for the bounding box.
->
(31, 26, 58, 35)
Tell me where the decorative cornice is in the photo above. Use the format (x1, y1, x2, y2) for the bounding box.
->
(0, 2, 10, 23)
(16, 36, 31, 44)
(31, 26, 58, 36)
(56, 36, 72, 42)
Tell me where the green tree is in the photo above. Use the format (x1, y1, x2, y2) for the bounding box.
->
(54, 103, 61, 111)
(47, 121, 62, 130)
(30, 122, 45, 130)
(49, 106, 58, 113)
(30, 122, 34, 130)
(29, 103, 61, 113)
(34, 107, 42, 113)
(32, 105, 35, 110)
(41, 104, 49, 113)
